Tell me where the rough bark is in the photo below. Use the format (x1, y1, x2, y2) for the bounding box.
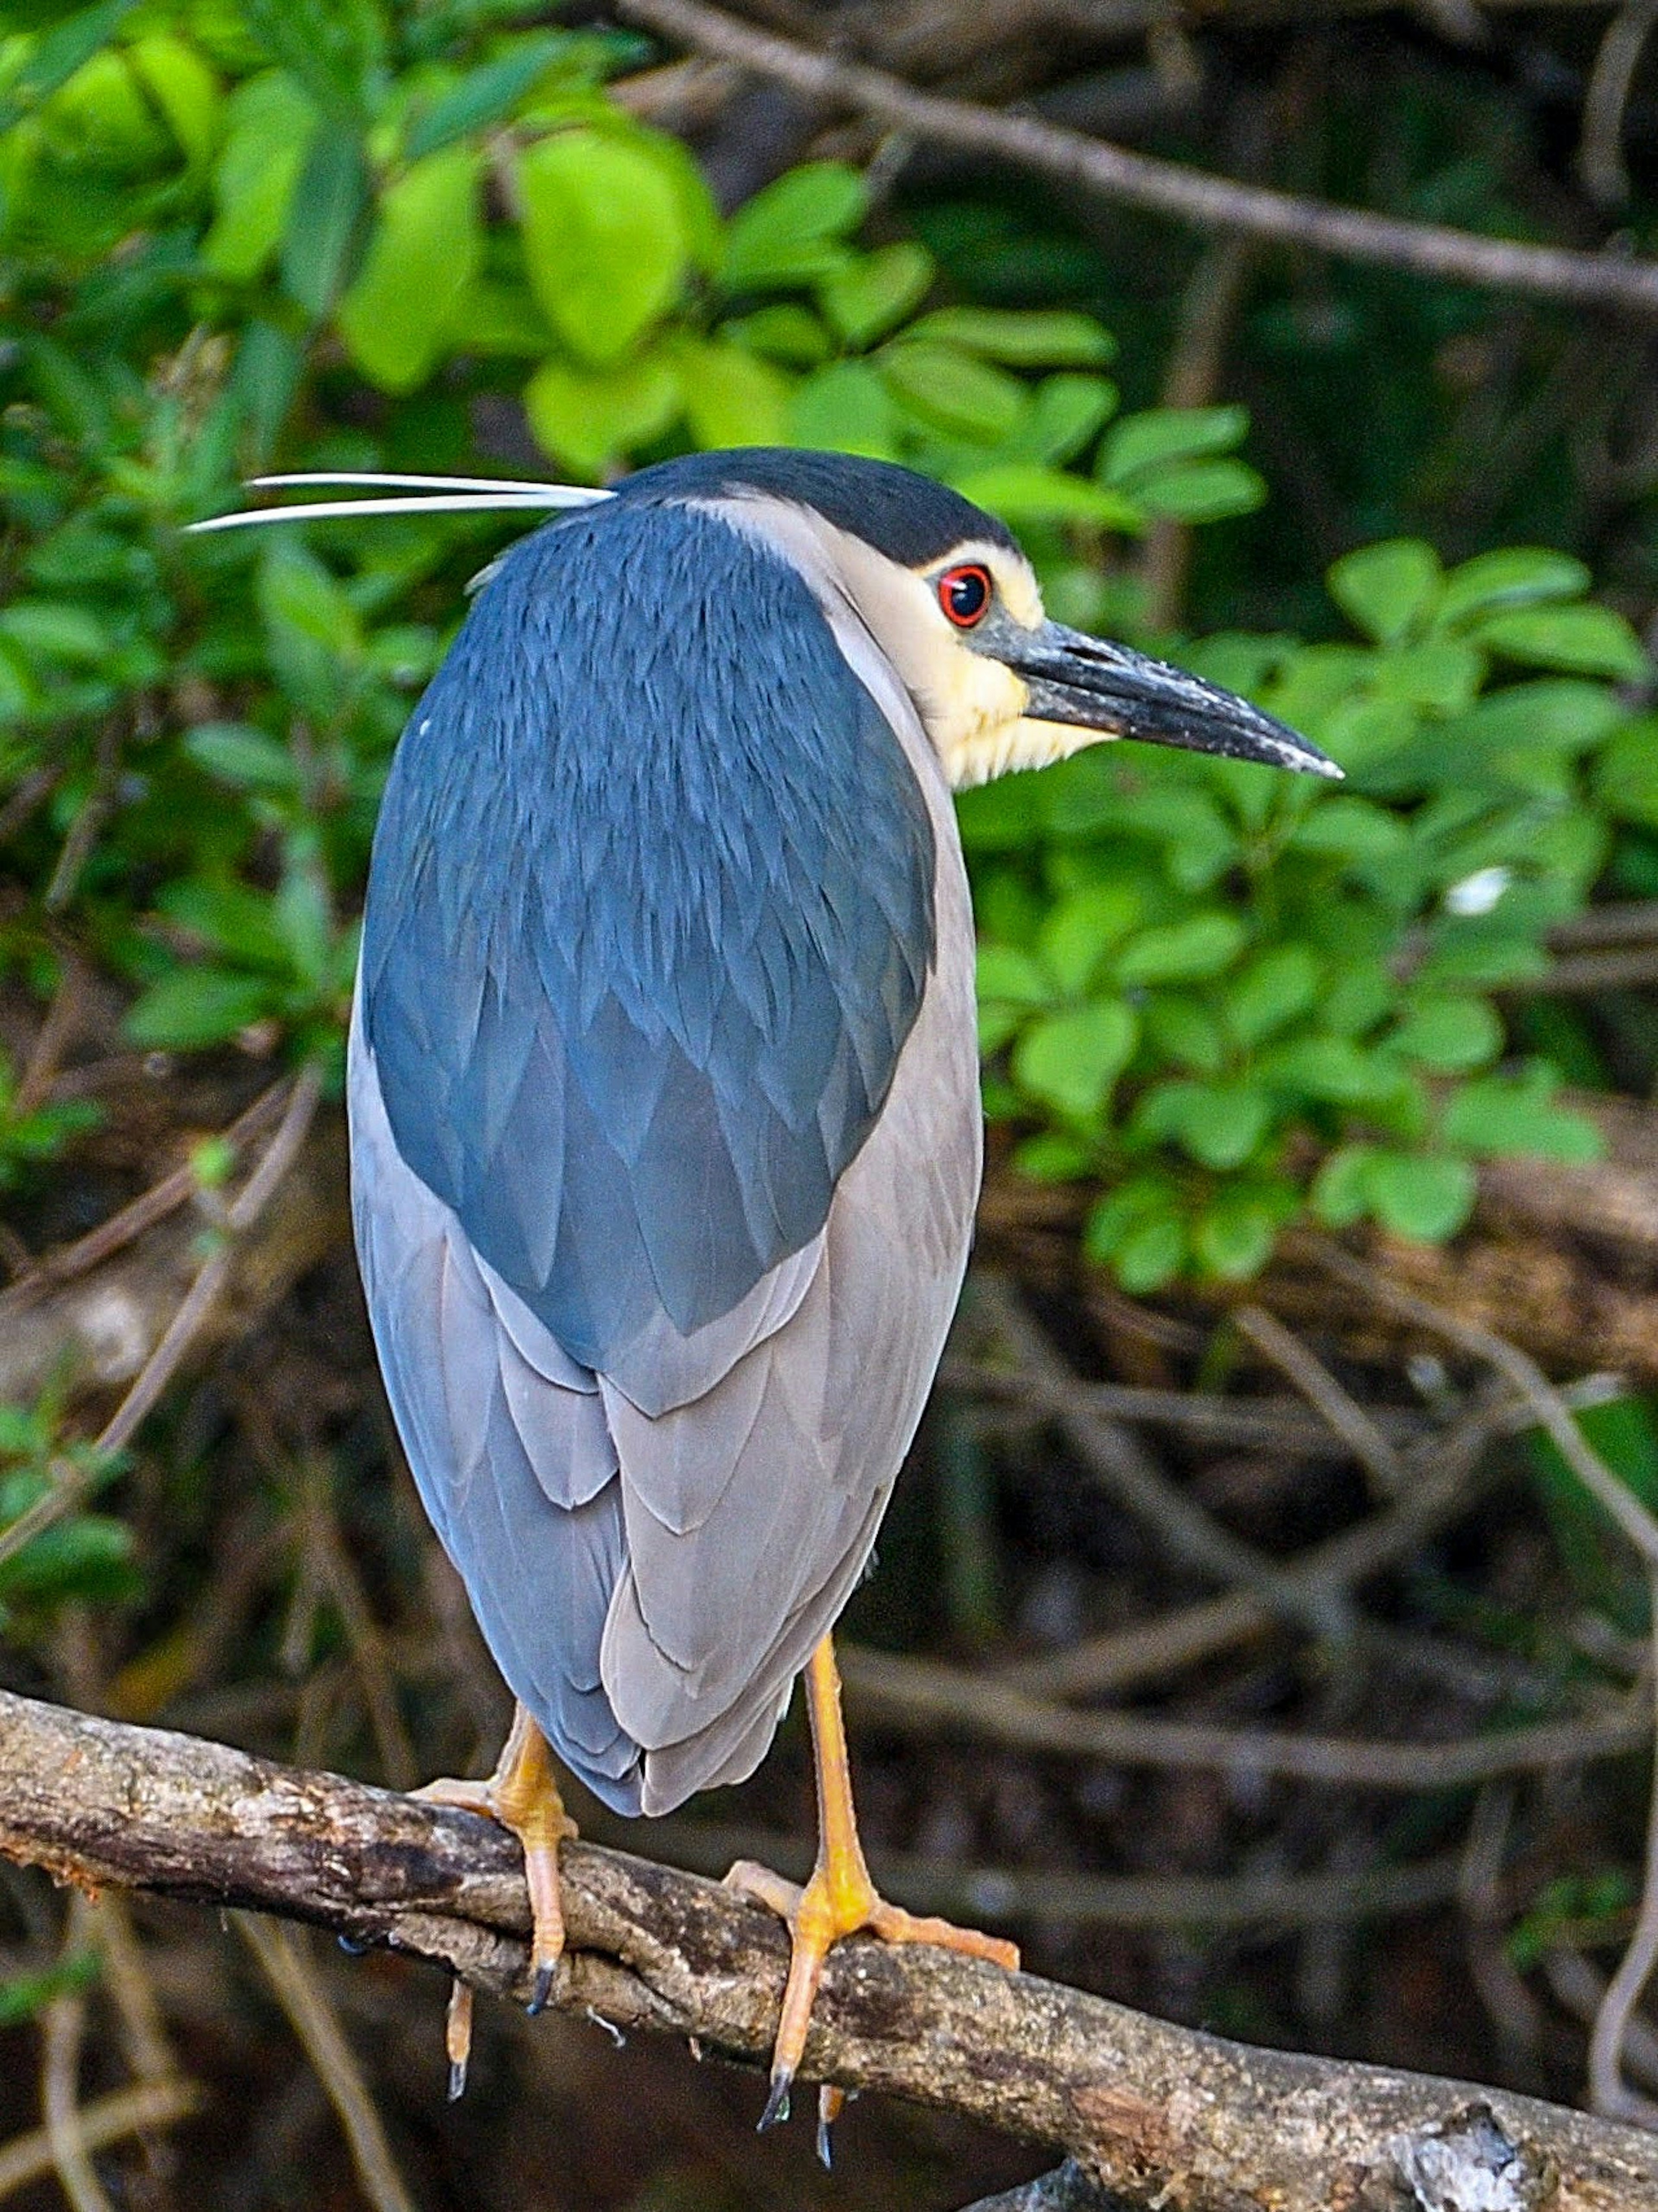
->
(0, 1688, 1652, 2210)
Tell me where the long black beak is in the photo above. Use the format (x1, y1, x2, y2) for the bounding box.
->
(1004, 621, 1340, 778)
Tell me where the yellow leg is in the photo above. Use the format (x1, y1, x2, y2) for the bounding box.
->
(414, 1702, 577, 2095)
(726, 1636, 1019, 2144)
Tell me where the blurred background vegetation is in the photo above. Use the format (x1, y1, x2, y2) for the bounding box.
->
(5, 0, 1658, 2205)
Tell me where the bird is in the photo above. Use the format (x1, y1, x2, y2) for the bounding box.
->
(196, 447, 1336, 2138)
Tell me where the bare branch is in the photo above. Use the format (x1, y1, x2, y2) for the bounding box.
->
(0, 2080, 200, 2204)
(235, 1916, 418, 2212)
(841, 1643, 1649, 1789)
(0, 1688, 1653, 2208)
(615, 0, 1658, 314)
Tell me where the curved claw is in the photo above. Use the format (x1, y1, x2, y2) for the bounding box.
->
(414, 1705, 576, 2082)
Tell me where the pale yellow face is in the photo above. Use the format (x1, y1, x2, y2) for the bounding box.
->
(819, 529, 1117, 790)
(708, 494, 1123, 793)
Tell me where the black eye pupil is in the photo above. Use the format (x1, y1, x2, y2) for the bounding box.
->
(943, 568, 990, 623)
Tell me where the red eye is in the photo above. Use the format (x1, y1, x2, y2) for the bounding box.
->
(937, 563, 992, 627)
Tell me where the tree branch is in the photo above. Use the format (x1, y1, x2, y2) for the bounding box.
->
(614, 0, 1658, 315)
(0, 1689, 1654, 2208)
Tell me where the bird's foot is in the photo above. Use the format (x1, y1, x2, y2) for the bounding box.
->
(724, 1854, 1019, 2141)
(414, 1705, 576, 2092)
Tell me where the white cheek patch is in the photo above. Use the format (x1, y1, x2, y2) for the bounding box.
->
(941, 716, 1120, 791)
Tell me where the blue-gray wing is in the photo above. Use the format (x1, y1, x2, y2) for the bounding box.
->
(358, 498, 934, 1385)
(350, 503, 977, 1812)
(350, 879, 980, 1814)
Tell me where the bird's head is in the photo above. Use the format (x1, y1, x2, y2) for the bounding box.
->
(611, 448, 1339, 792)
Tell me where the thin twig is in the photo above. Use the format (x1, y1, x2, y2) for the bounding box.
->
(0, 2080, 200, 2203)
(1588, 1575, 1658, 2125)
(616, 0, 1658, 314)
(0, 1067, 323, 1577)
(842, 1643, 1649, 1789)
(1234, 1304, 1408, 1497)
(997, 1382, 1504, 1701)
(1550, 1950, 1658, 2099)
(1579, 0, 1658, 208)
(1312, 1239, 1658, 1575)
(40, 1991, 114, 2212)
(947, 1363, 1421, 1453)
(0, 1079, 291, 1317)
(971, 1277, 1354, 1642)
(235, 1917, 418, 2212)
(97, 1063, 324, 1460)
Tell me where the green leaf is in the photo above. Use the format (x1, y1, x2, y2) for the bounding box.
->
(1474, 604, 1648, 679)
(975, 944, 1049, 1006)
(1595, 716, 1658, 827)
(1114, 912, 1245, 986)
(1311, 1143, 1377, 1228)
(1328, 539, 1442, 645)
(1133, 1079, 1273, 1170)
(517, 129, 687, 366)
(676, 336, 789, 449)
(184, 725, 300, 793)
(1013, 1001, 1138, 1119)
(335, 146, 482, 393)
(877, 342, 1025, 445)
(787, 360, 898, 458)
(1446, 678, 1624, 759)
(0, 0, 137, 132)
(0, 600, 108, 663)
(722, 161, 867, 288)
(240, 0, 375, 131)
(0, 1958, 99, 2030)
(947, 465, 1140, 531)
(1259, 1034, 1399, 1104)
(1130, 457, 1265, 524)
(1036, 884, 1140, 995)
(1113, 1213, 1187, 1293)
(126, 32, 221, 166)
(1098, 404, 1249, 486)
(259, 546, 361, 659)
(1390, 994, 1502, 1071)
(1142, 992, 1226, 1075)
(404, 33, 562, 159)
(1362, 1149, 1477, 1241)
(1191, 1188, 1284, 1279)
(1440, 1077, 1605, 1163)
(158, 880, 292, 972)
(904, 307, 1114, 367)
(523, 349, 681, 474)
(124, 967, 276, 1048)
(1435, 548, 1591, 630)
(1013, 1132, 1095, 1182)
(1021, 374, 1117, 465)
(280, 124, 369, 317)
(819, 241, 933, 349)
(1226, 944, 1319, 1046)
(1369, 640, 1484, 714)
(721, 305, 829, 367)
(201, 71, 316, 282)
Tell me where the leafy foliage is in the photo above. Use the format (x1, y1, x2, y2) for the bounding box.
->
(972, 537, 1645, 1285)
(0, 0, 1649, 1311)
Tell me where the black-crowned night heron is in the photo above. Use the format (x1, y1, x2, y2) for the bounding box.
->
(200, 449, 1335, 2136)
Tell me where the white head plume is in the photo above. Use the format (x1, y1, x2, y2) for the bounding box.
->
(188, 472, 614, 533)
